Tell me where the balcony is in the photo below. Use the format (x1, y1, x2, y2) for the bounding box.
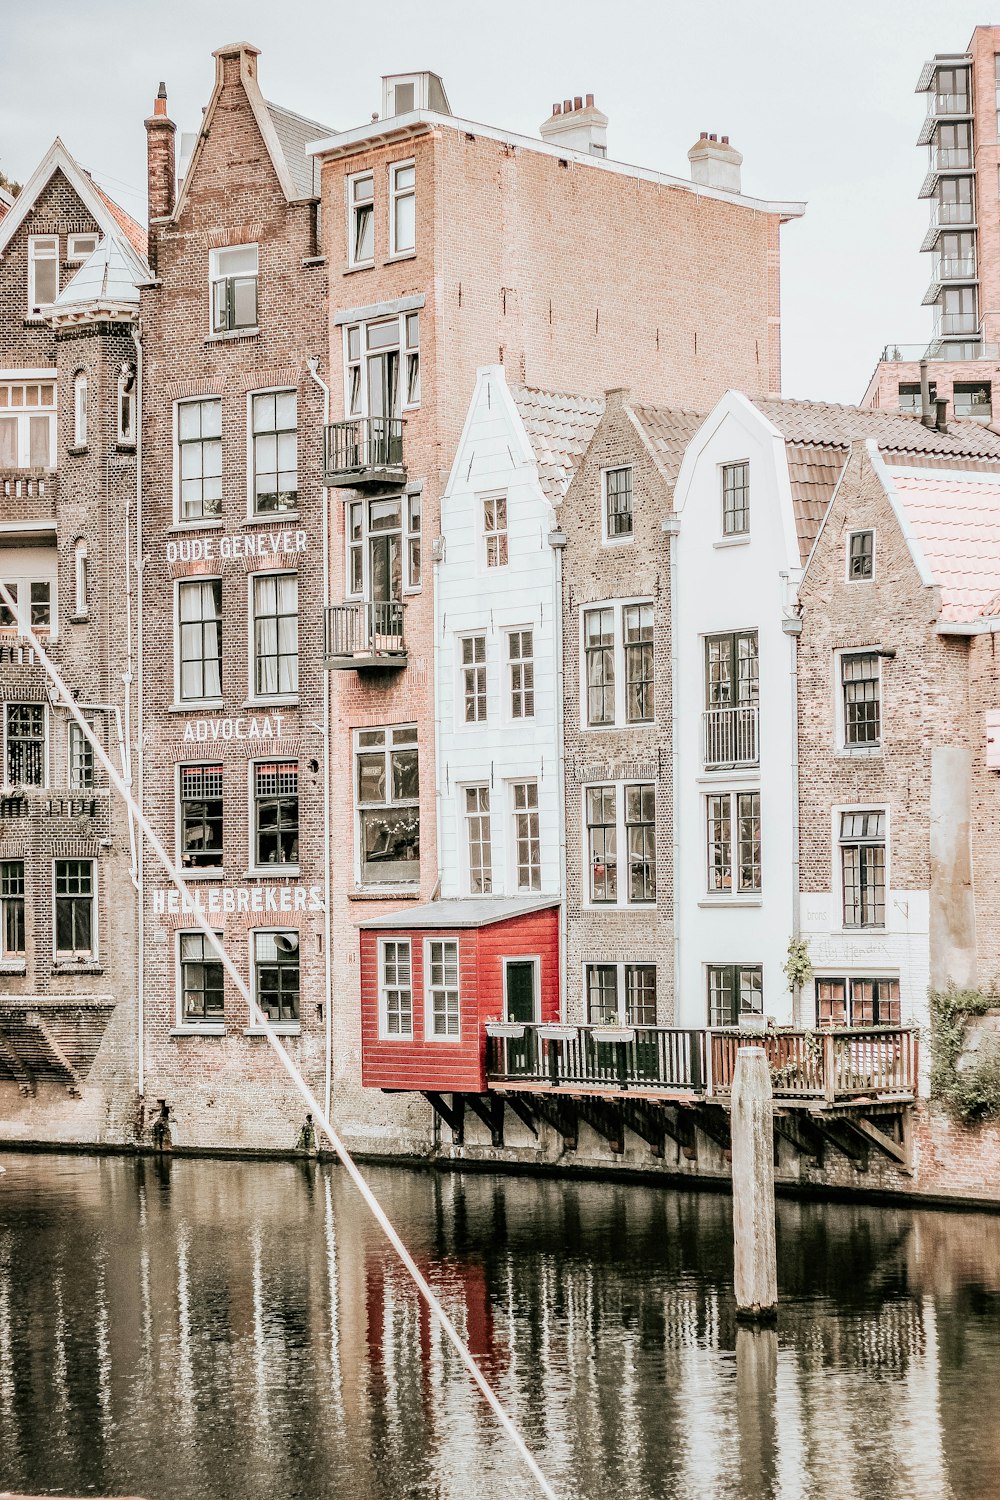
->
(936, 312, 979, 337)
(928, 92, 971, 117)
(323, 418, 405, 488)
(931, 200, 975, 228)
(703, 704, 759, 769)
(324, 600, 407, 670)
(879, 342, 999, 363)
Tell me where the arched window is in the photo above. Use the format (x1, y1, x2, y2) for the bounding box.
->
(73, 371, 87, 448)
(117, 360, 136, 445)
(74, 539, 89, 618)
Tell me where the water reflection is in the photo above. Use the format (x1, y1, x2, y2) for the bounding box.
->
(0, 1154, 998, 1498)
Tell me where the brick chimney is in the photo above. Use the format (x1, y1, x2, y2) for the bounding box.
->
(687, 133, 743, 194)
(540, 94, 608, 157)
(145, 82, 176, 223)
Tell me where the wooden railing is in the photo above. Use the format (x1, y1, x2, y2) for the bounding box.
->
(323, 417, 404, 484)
(486, 1024, 918, 1103)
(324, 600, 406, 667)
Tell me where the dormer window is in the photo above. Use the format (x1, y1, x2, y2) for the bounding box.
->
(210, 244, 258, 333)
(28, 236, 58, 314)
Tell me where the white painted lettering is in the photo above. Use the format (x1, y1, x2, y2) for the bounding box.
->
(279, 888, 292, 912)
(208, 890, 221, 913)
(309, 886, 324, 911)
(265, 889, 278, 911)
(295, 529, 307, 552)
(251, 890, 263, 912)
(236, 889, 250, 913)
(167, 891, 180, 915)
(153, 889, 166, 915)
(223, 889, 236, 913)
(293, 887, 307, 911)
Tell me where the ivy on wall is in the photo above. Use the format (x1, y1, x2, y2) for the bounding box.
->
(929, 986, 1000, 1125)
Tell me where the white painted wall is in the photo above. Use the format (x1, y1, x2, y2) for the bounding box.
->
(672, 392, 802, 1027)
(435, 367, 561, 898)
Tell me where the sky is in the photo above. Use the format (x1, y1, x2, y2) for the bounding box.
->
(0, 0, 993, 403)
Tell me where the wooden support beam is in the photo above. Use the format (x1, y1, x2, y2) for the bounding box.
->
(815, 1117, 870, 1171)
(692, 1102, 732, 1154)
(532, 1094, 579, 1151)
(502, 1093, 540, 1139)
(621, 1099, 666, 1158)
(663, 1105, 698, 1160)
(465, 1093, 505, 1148)
(422, 1092, 465, 1145)
(577, 1097, 625, 1153)
(851, 1114, 912, 1172)
(773, 1111, 826, 1167)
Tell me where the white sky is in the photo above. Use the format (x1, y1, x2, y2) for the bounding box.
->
(0, 0, 992, 402)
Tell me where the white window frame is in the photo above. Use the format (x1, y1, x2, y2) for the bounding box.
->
(174, 576, 224, 707)
(68, 716, 95, 790)
(52, 857, 97, 962)
(423, 935, 461, 1041)
(27, 235, 58, 315)
(481, 491, 509, 570)
(175, 929, 226, 1031)
(845, 528, 876, 583)
(703, 789, 762, 900)
(117, 364, 136, 446)
(505, 627, 535, 722)
(601, 465, 634, 544)
(719, 458, 751, 540)
(73, 370, 87, 448)
(173, 396, 223, 526)
(0, 375, 58, 468)
(834, 647, 883, 756)
(176, 761, 225, 876)
(2, 702, 48, 789)
(208, 243, 259, 335)
(0, 567, 58, 639)
(833, 804, 889, 933)
(342, 312, 420, 420)
(249, 760, 300, 876)
(344, 492, 421, 601)
(346, 170, 375, 268)
(461, 782, 493, 895)
(248, 569, 299, 703)
(582, 779, 657, 910)
(67, 234, 99, 262)
(73, 540, 89, 618)
(579, 598, 655, 729)
(378, 936, 414, 1040)
(502, 954, 540, 1023)
(354, 724, 420, 889)
(250, 928, 301, 1032)
(509, 778, 541, 893)
(246, 388, 298, 517)
(389, 159, 416, 258)
(0, 858, 26, 962)
(457, 632, 488, 727)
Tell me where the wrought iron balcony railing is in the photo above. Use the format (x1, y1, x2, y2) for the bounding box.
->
(323, 418, 405, 487)
(324, 600, 407, 670)
(703, 704, 759, 769)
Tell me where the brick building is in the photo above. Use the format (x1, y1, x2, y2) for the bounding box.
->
(310, 72, 803, 1144)
(135, 44, 337, 1149)
(0, 139, 148, 1138)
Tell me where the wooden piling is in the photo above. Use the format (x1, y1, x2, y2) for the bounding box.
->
(730, 1044, 778, 1322)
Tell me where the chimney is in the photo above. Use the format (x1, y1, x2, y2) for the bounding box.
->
(687, 133, 743, 194)
(145, 81, 176, 223)
(935, 396, 949, 433)
(540, 94, 609, 158)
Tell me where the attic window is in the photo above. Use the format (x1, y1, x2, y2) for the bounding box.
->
(210, 244, 258, 333)
(68, 234, 99, 262)
(27, 236, 58, 314)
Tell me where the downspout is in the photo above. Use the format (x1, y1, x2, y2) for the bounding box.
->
(432, 533, 444, 904)
(118, 407, 139, 889)
(307, 356, 335, 1122)
(663, 513, 681, 1020)
(131, 321, 145, 1101)
(77, 703, 134, 881)
(781, 579, 803, 1025)
(548, 525, 568, 1020)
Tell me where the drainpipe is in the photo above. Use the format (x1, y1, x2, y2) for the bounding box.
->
(662, 513, 681, 1021)
(307, 356, 335, 1122)
(548, 525, 568, 1020)
(431, 532, 445, 903)
(781, 578, 803, 1026)
(131, 321, 145, 1100)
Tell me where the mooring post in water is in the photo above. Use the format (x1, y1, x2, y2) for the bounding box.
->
(731, 1044, 778, 1322)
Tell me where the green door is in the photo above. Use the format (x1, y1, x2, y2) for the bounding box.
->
(505, 961, 536, 1023)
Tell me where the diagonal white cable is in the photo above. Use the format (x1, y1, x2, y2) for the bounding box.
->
(1, 581, 559, 1500)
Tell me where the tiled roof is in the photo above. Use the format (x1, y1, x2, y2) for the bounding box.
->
(50, 238, 140, 316)
(508, 384, 605, 503)
(92, 182, 147, 256)
(887, 469, 1000, 622)
(359, 896, 560, 929)
(784, 443, 848, 562)
(628, 403, 705, 488)
(265, 101, 336, 199)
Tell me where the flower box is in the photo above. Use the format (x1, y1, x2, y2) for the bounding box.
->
(536, 1024, 579, 1043)
(591, 1026, 636, 1045)
(485, 1021, 527, 1039)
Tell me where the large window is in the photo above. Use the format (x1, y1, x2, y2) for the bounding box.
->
(54, 859, 95, 960)
(0, 577, 55, 637)
(0, 379, 57, 468)
(816, 976, 900, 1028)
(586, 963, 657, 1026)
(483, 495, 508, 568)
(5, 704, 45, 787)
(707, 964, 762, 1026)
(722, 461, 750, 536)
(346, 493, 420, 600)
(379, 938, 413, 1038)
(348, 172, 374, 266)
(356, 726, 419, 885)
(508, 629, 534, 719)
(210, 244, 258, 333)
(953, 382, 992, 421)
(841, 651, 881, 748)
(512, 780, 541, 892)
(603, 466, 633, 541)
(252, 573, 298, 698)
(461, 634, 487, 723)
(68, 721, 95, 790)
(179, 764, 224, 870)
(465, 785, 492, 894)
(251, 391, 297, 513)
(253, 762, 299, 868)
(840, 810, 886, 928)
(28, 236, 58, 314)
(704, 629, 758, 767)
(179, 932, 224, 1024)
(583, 602, 654, 727)
(0, 860, 25, 959)
(425, 938, 459, 1039)
(345, 312, 420, 418)
(389, 161, 416, 256)
(253, 931, 300, 1024)
(177, 399, 223, 522)
(585, 782, 656, 906)
(706, 791, 761, 895)
(177, 579, 222, 701)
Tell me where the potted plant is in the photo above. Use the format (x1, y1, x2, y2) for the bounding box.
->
(537, 1020, 579, 1043)
(590, 1013, 636, 1045)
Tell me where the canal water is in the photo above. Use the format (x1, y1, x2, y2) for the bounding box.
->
(0, 1154, 998, 1500)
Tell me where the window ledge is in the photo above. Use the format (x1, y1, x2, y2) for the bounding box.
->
(244, 512, 300, 527)
(244, 1024, 301, 1037)
(242, 868, 301, 881)
(205, 328, 260, 344)
(301, 257, 326, 268)
(581, 903, 657, 914)
(51, 962, 102, 975)
(168, 701, 225, 714)
(698, 895, 763, 908)
(67, 445, 88, 457)
(385, 251, 417, 265)
(836, 747, 883, 759)
(344, 262, 376, 275)
(170, 1025, 226, 1037)
(68, 613, 90, 625)
(166, 521, 224, 534)
(347, 887, 422, 902)
(240, 698, 299, 710)
(115, 442, 137, 454)
(714, 535, 751, 549)
(0, 960, 27, 975)
(602, 536, 635, 547)
(178, 868, 225, 881)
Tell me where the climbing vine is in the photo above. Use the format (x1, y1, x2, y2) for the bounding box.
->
(929, 986, 1000, 1125)
(782, 937, 813, 994)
